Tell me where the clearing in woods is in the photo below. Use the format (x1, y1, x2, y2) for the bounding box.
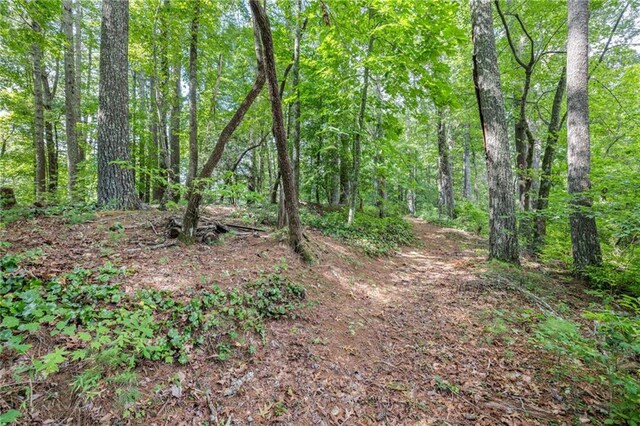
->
(1, 207, 602, 424)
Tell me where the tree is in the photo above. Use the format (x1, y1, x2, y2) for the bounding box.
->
(348, 33, 374, 225)
(437, 109, 455, 219)
(249, 0, 311, 261)
(31, 21, 46, 199)
(63, 0, 80, 195)
(96, 0, 139, 209)
(186, 0, 199, 189)
(566, 0, 601, 270)
(471, 0, 519, 263)
(532, 69, 566, 254)
(180, 9, 266, 241)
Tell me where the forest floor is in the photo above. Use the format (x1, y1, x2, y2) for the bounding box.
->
(0, 206, 607, 425)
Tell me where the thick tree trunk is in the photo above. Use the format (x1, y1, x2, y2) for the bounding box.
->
(463, 123, 472, 201)
(170, 62, 181, 200)
(532, 69, 566, 254)
(437, 110, 455, 219)
(186, 0, 199, 188)
(63, 0, 80, 195)
(471, 0, 519, 263)
(348, 33, 374, 225)
(97, 0, 139, 210)
(32, 25, 46, 199)
(249, 0, 311, 261)
(566, 0, 601, 270)
(180, 13, 266, 242)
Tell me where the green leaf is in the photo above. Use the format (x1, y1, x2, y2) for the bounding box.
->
(1, 317, 20, 329)
(0, 409, 21, 425)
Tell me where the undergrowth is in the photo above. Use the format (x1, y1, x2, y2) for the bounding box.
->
(302, 209, 416, 256)
(481, 261, 640, 424)
(0, 253, 306, 420)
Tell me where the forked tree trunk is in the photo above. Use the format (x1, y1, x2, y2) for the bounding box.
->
(96, 0, 139, 210)
(437, 110, 455, 219)
(32, 23, 47, 199)
(566, 0, 601, 270)
(471, 0, 519, 263)
(63, 0, 80, 195)
(180, 13, 266, 242)
(531, 69, 566, 254)
(249, 0, 311, 262)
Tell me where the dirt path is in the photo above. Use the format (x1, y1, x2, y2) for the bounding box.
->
(2, 213, 590, 425)
(156, 218, 577, 425)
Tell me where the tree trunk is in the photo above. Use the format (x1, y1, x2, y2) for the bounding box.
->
(180, 12, 266, 241)
(463, 123, 472, 201)
(74, 0, 85, 162)
(566, 0, 601, 270)
(532, 68, 566, 254)
(291, 0, 302, 196)
(437, 110, 455, 219)
(186, 0, 199, 188)
(63, 0, 80, 195)
(339, 133, 350, 204)
(32, 23, 47, 199)
(97, 0, 140, 210)
(170, 62, 181, 201)
(42, 70, 59, 193)
(156, 0, 171, 206)
(471, 0, 519, 264)
(249, 0, 311, 261)
(348, 33, 374, 225)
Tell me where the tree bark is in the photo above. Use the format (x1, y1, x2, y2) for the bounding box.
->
(97, 0, 140, 210)
(186, 0, 199, 188)
(471, 0, 519, 263)
(180, 12, 266, 241)
(338, 133, 350, 204)
(249, 0, 311, 261)
(63, 0, 80, 195)
(566, 0, 601, 270)
(532, 68, 566, 253)
(463, 123, 472, 201)
(437, 109, 455, 219)
(32, 22, 47, 199)
(348, 33, 374, 225)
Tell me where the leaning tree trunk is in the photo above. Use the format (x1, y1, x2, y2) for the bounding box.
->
(180, 13, 266, 242)
(471, 0, 519, 264)
(186, 0, 199, 188)
(348, 33, 375, 225)
(437, 110, 455, 219)
(96, 0, 140, 210)
(63, 0, 80, 195)
(249, 0, 311, 262)
(566, 0, 601, 271)
(32, 24, 47, 199)
(532, 69, 566, 254)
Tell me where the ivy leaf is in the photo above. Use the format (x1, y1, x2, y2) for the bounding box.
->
(0, 409, 21, 425)
(1, 316, 20, 329)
